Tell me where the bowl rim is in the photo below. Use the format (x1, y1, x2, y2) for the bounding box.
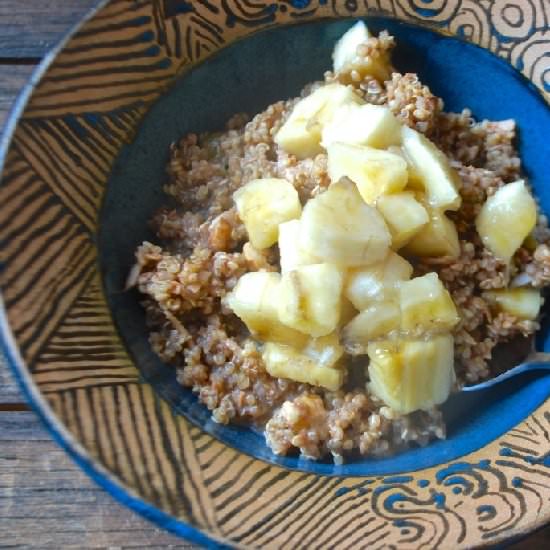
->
(1, 3, 550, 547)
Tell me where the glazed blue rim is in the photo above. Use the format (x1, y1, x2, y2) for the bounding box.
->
(0, 3, 549, 548)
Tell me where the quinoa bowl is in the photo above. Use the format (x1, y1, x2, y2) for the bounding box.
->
(2, 1, 550, 547)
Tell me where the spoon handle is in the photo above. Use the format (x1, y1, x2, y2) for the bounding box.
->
(525, 352, 550, 363)
(462, 352, 550, 392)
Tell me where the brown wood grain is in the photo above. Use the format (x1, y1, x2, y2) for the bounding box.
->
(0, 0, 100, 58)
(0, 64, 35, 129)
(0, 63, 33, 403)
(0, 354, 24, 405)
(0, 411, 198, 548)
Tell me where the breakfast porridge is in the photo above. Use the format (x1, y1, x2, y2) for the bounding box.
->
(128, 22, 550, 462)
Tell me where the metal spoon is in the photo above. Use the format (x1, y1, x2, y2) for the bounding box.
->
(462, 352, 550, 392)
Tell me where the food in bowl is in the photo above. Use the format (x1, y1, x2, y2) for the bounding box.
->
(129, 22, 550, 462)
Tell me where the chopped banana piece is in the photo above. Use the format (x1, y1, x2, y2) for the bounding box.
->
(398, 145, 424, 189)
(278, 263, 344, 337)
(401, 126, 461, 211)
(523, 233, 538, 252)
(404, 207, 460, 259)
(340, 297, 359, 327)
(275, 84, 364, 159)
(303, 332, 345, 369)
(399, 273, 460, 334)
(263, 343, 344, 391)
(377, 192, 429, 249)
(327, 143, 408, 205)
(300, 178, 391, 266)
(345, 251, 413, 310)
(341, 302, 401, 353)
(234, 178, 301, 249)
(476, 180, 537, 263)
(322, 104, 402, 150)
(226, 272, 307, 348)
(333, 22, 392, 82)
(367, 334, 455, 414)
(484, 288, 543, 320)
(333, 21, 369, 73)
(278, 219, 320, 274)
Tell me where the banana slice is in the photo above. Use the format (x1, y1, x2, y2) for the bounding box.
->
(263, 342, 344, 391)
(377, 191, 429, 249)
(476, 180, 537, 263)
(404, 206, 460, 259)
(399, 273, 460, 335)
(368, 334, 455, 414)
(332, 20, 392, 82)
(234, 178, 301, 249)
(225, 271, 307, 348)
(278, 219, 320, 274)
(345, 251, 413, 310)
(401, 126, 462, 211)
(300, 178, 391, 266)
(484, 288, 543, 320)
(327, 142, 408, 205)
(278, 263, 344, 337)
(333, 21, 369, 73)
(302, 332, 345, 369)
(341, 302, 401, 354)
(322, 104, 402, 150)
(275, 83, 364, 159)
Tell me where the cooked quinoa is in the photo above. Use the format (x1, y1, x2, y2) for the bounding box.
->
(130, 29, 550, 462)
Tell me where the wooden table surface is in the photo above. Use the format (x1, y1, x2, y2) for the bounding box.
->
(0, 1, 548, 548)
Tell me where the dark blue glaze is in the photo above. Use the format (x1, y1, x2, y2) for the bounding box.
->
(477, 504, 497, 520)
(100, 17, 550, 477)
(432, 492, 446, 509)
(383, 475, 414, 484)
